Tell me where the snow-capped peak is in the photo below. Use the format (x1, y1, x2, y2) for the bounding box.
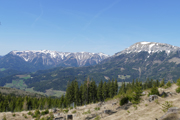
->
(10, 50, 109, 66)
(116, 42, 180, 56)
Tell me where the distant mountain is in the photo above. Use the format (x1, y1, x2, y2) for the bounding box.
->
(0, 50, 109, 72)
(115, 42, 180, 55)
(22, 42, 180, 92)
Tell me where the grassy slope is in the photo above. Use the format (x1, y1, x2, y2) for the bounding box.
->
(103, 84, 180, 120)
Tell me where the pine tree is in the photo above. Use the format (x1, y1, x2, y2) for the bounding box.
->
(82, 81, 87, 105)
(160, 79, 165, 87)
(109, 79, 114, 98)
(114, 79, 118, 95)
(79, 84, 83, 105)
(107, 80, 111, 98)
(132, 79, 135, 88)
(86, 77, 90, 104)
(89, 79, 97, 103)
(97, 80, 103, 101)
(23, 97, 28, 111)
(65, 84, 70, 106)
(156, 80, 160, 87)
(118, 82, 126, 95)
(44, 101, 48, 109)
(132, 82, 142, 104)
(74, 80, 79, 106)
(102, 81, 107, 100)
(91, 80, 97, 103)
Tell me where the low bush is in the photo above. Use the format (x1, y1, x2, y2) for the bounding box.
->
(24, 115, 28, 119)
(83, 109, 91, 114)
(63, 109, 69, 113)
(27, 111, 32, 115)
(176, 78, 180, 86)
(161, 101, 173, 113)
(155, 99, 159, 104)
(49, 112, 54, 119)
(41, 109, 49, 115)
(148, 87, 159, 96)
(3, 115, 6, 120)
(72, 110, 76, 113)
(176, 87, 180, 93)
(94, 115, 100, 120)
(35, 109, 40, 116)
(94, 107, 100, 111)
(120, 96, 129, 106)
(40, 117, 49, 120)
(133, 105, 137, 110)
(166, 81, 172, 88)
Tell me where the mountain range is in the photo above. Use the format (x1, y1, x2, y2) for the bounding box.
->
(0, 50, 109, 72)
(1, 41, 180, 92)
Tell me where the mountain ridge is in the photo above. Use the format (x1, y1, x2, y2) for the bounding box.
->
(115, 41, 180, 56)
(0, 50, 109, 72)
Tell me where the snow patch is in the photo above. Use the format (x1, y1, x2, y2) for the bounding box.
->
(140, 42, 151, 45)
(149, 44, 155, 49)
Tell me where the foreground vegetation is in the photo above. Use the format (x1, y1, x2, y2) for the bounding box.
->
(0, 76, 176, 114)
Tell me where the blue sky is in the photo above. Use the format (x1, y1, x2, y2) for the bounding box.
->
(0, 0, 180, 55)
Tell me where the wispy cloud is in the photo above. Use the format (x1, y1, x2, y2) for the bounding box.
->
(83, 0, 121, 30)
(31, 2, 43, 27)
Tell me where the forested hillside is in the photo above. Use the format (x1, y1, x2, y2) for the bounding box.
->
(24, 50, 180, 92)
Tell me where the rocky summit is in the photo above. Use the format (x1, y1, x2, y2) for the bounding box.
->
(115, 41, 180, 56)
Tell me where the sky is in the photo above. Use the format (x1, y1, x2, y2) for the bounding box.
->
(0, 0, 180, 56)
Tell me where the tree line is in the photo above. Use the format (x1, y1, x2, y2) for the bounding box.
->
(65, 78, 118, 107)
(0, 77, 172, 112)
(0, 78, 118, 112)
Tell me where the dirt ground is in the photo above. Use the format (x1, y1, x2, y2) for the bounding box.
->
(0, 84, 180, 120)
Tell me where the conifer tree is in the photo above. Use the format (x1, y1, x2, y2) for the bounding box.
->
(102, 81, 107, 100)
(23, 97, 28, 111)
(133, 82, 142, 104)
(65, 81, 71, 106)
(82, 81, 87, 105)
(79, 84, 83, 105)
(107, 80, 111, 98)
(110, 79, 114, 98)
(156, 80, 160, 87)
(74, 80, 79, 106)
(91, 80, 97, 103)
(97, 80, 103, 101)
(160, 79, 165, 87)
(132, 79, 135, 88)
(114, 79, 118, 95)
